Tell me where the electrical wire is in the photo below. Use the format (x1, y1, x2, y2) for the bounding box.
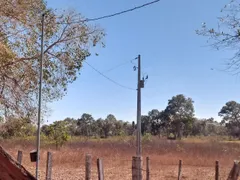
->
(84, 0, 160, 22)
(2, 0, 160, 40)
(3, 0, 160, 40)
(103, 58, 137, 73)
(62, 0, 161, 24)
(84, 61, 136, 91)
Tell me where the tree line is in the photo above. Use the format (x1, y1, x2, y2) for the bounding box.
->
(1, 94, 240, 143)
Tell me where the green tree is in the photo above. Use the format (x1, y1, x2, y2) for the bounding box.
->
(63, 117, 78, 136)
(77, 113, 94, 137)
(164, 94, 195, 139)
(191, 118, 207, 136)
(47, 121, 70, 149)
(114, 120, 125, 136)
(141, 115, 151, 135)
(122, 121, 131, 136)
(95, 118, 105, 138)
(148, 109, 167, 136)
(2, 117, 36, 138)
(41, 124, 50, 136)
(0, 0, 105, 118)
(102, 114, 117, 138)
(219, 101, 240, 137)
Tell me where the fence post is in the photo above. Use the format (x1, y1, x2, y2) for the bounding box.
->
(132, 156, 142, 180)
(177, 160, 182, 180)
(85, 154, 92, 180)
(215, 161, 219, 180)
(46, 152, 52, 180)
(227, 161, 240, 180)
(146, 157, 150, 180)
(132, 157, 137, 180)
(97, 158, 104, 180)
(17, 150, 23, 165)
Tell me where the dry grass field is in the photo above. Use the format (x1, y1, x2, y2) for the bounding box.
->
(1, 136, 239, 180)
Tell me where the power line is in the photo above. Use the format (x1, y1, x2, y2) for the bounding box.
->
(2, 0, 160, 40)
(3, 0, 160, 40)
(103, 58, 137, 73)
(61, 0, 160, 24)
(85, 0, 160, 22)
(84, 61, 136, 91)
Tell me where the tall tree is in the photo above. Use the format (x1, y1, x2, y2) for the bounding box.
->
(192, 118, 205, 136)
(196, 0, 240, 74)
(141, 115, 151, 135)
(77, 113, 94, 137)
(47, 120, 70, 149)
(1, 116, 36, 138)
(94, 118, 105, 138)
(0, 0, 104, 118)
(219, 101, 240, 137)
(114, 120, 125, 136)
(164, 94, 195, 139)
(63, 117, 77, 136)
(148, 109, 166, 136)
(102, 114, 117, 138)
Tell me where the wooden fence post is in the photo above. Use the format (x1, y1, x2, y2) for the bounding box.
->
(97, 158, 104, 180)
(227, 161, 240, 180)
(146, 157, 150, 180)
(132, 157, 137, 180)
(132, 156, 142, 180)
(46, 152, 52, 180)
(85, 154, 92, 180)
(17, 150, 23, 165)
(177, 160, 182, 180)
(215, 161, 219, 180)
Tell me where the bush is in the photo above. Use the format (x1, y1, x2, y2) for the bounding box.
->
(0, 117, 36, 139)
(45, 121, 71, 149)
(142, 133, 152, 143)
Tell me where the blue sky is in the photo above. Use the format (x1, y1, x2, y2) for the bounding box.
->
(46, 0, 240, 123)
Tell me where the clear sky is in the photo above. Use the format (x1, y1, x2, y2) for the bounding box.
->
(45, 0, 240, 123)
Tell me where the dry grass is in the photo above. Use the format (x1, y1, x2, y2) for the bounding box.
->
(1, 136, 239, 179)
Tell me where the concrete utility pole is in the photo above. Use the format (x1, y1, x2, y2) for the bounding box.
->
(136, 54, 145, 180)
(36, 13, 45, 180)
(136, 54, 142, 157)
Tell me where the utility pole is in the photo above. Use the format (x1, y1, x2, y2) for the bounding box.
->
(135, 54, 146, 180)
(136, 54, 142, 157)
(36, 13, 45, 180)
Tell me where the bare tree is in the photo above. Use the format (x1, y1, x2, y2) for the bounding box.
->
(196, 0, 240, 74)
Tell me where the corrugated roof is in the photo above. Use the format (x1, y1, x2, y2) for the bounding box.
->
(0, 146, 36, 180)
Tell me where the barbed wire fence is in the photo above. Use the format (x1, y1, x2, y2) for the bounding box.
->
(15, 150, 240, 180)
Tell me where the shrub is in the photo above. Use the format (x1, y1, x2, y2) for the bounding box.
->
(142, 133, 152, 143)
